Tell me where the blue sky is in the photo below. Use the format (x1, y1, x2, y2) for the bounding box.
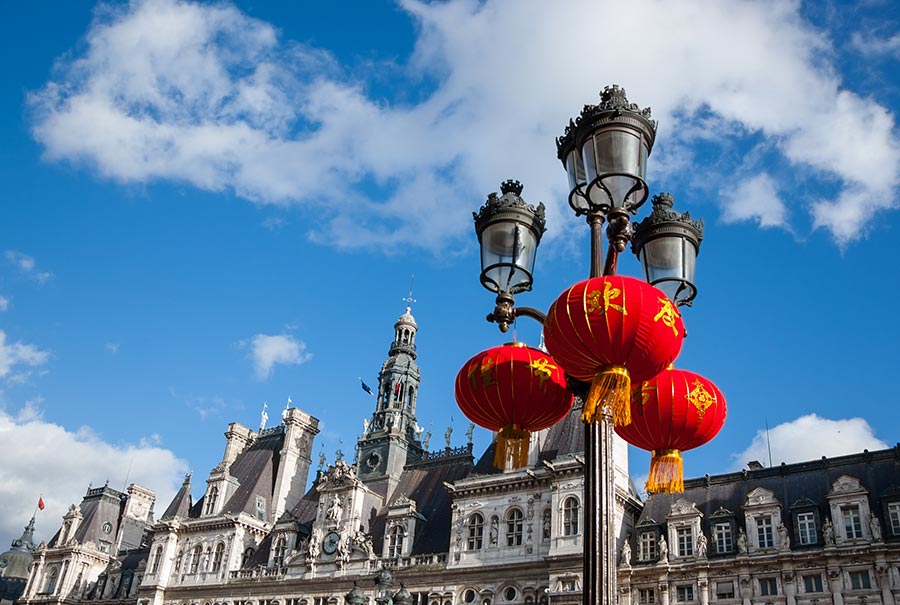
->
(2, 0, 900, 546)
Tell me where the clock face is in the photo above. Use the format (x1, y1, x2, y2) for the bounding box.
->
(0, 558, 8, 568)
(102, 522, 113, 535)
(323, 532, 341, 555)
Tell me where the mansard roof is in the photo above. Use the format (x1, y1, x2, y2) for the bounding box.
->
(637, 444, 900, 530)
(48, 485, 126, 548)
(219, 429, 284, 520)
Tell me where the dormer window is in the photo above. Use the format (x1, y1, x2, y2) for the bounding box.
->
(796, 512, 817, 545)
(888, 502, 900, 536)
(676, 527, 693, 557)
(756, 516, 774, 548)
(638, 531, 657, 562)
(205, 486, 219, 515)
(713, 522, 732, 554)
(842, 506, 863, 539)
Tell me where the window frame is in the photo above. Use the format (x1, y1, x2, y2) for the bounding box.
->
(467, 513, 484, 550)
(638, 588, 656, 604)
(675, 585, 694, 603)
(848, 570, 871, 590)
(714, 582, 734, 600)
(676, 526, 694, 557)
(802, 575, 823, 593)
(756, 516, 774, 549)
(388, 525, 405, 558)
(563, 497, 580, 537)
(758, 578, 777, 597)
(506, 508, 524, 547)
(638, 531, 657, 562)
(842, 506, 863, 540)
(212, 542, 225, 572)
(713, 522, 732, 554)
(887, 502, 900, 536)
(796, 512, 817, 545)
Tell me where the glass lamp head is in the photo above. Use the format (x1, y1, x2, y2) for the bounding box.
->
(473, 180, 546, 295)
(631, 193, 703, 306)
(557, 85, 657, 215)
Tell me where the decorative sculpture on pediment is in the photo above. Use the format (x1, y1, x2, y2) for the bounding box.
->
(736, 529, 748, 554)
(319, 459, 358, 489)
(352, 531, 374, 559)
(822, 518, 834, 545)
(307, 528, 321, 563)
(830, 475, 863, 494)
(670, 498, 699, 516)
(326, 495, 343, 525)
(745, 487, 777, 507)
(696, 532, 707, 558)
(657, 535, 668, 563)
(620, 539, 631, 567)
(394, 494, 414, 509)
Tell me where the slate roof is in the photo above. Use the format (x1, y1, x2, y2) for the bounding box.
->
(637, 444, 900, 546)
(48, 485, 125, 548)
(161, 475, 193, 520)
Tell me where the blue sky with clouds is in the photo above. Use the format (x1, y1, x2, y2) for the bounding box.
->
(2, 0, 900, 545)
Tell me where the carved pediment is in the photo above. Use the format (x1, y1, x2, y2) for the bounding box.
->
(318, 460, 360, 489)
(829, 475, 864, 495)
(636, 517, 659, 528)
(744, 487, 779, 508)
(668, 498, 701, 517)
(710, 506, 734, 519)
(790, 498, 817, 509)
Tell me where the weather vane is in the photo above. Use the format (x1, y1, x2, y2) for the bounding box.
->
(403, 275, 416, 308)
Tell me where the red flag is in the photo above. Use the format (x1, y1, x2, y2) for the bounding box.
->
(394, 382, 401, 395)
(38, 497, 45, 511)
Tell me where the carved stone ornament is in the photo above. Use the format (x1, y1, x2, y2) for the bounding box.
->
(669, 498, 701, 516)
(318, 460, 359, 488)
(830, 475, 864, 494)
(744, 487, 778, 507)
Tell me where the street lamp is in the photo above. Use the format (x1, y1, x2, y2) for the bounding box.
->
(470, 85, 705, 605)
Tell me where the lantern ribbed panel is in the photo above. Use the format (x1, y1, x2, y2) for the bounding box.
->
(454, 343, 573, 469)
(543, 276, 685, 425)
(616, 367, 727, 493)
(454, 343, 572, 432)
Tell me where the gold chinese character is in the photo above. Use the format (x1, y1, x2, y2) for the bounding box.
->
(586, 281, 627, 316)
(639, 383, 657, 407)
(653, 297, 680, 337)
(686, 379, 715, 419)
(529, 357, 557, 389)
(480, 356, 497, 387)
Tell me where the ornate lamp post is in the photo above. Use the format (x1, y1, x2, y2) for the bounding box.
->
(471, 85, 705, 605)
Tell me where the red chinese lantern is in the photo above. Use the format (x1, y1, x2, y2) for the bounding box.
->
(455, 342, 573, 469)
(543, 276, 684, 427)
(616, 367, 727, 494)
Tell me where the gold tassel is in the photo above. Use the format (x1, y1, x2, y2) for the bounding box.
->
(645, 449, 684, 494)
(582, 365, 632, 425)
(493, 425, 531, 470)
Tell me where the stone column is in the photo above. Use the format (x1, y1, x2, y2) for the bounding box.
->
(828, 568, 844, 605)
(699, 579, 709, 605)
(782, 572, 796, 605)
(659, 582, 670, 605)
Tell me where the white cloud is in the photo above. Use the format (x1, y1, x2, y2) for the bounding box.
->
(4, 251, 52, 284)
(0, 400, 188, 546)
(851, 30, 900, 59)
(0, 330, 50, 381)
(0, 296, 8, 312)
(26, 0, 900, 249)
(104, 342, 119, 354)
(248, 333, 312, 380)
(728, 414, 888, 472)
(721, 173, 788, 229)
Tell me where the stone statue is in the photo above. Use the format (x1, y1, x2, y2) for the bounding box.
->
(823, 518, 834, 545)
(326, 495, 343, 523)
(620, 539, 632, 566)
(335, 447, 344, 462)
(363, 418, 370, 433)
(318, 451, 326, 470)
(869, 513, 882, 541)
(737, 528, 748, 553)
(466, 423, 475, 444)
(489, 517, 499, 546)
(423, 431, 432, 450)
(337, 534, 350, 565)
(307, 528, 321, 562)
(658, 535, 668, 562)
(445, 425, 453, 448)
(777, 522, 790, 549)
(696, 532, 708, 558)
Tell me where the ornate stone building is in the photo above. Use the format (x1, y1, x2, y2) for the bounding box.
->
(17, 306, 900, 605)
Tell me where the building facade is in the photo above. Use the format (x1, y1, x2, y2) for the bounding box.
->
(18, 307, 900, 605)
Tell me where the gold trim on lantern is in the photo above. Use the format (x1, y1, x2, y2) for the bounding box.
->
(583, 365, 632, 426)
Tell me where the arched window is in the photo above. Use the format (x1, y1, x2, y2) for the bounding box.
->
(211, 543, 225, 573)
(189, 545, 203, 574)
(205, 486, 219, 515)
(388, 525, 405, 558)
(43, 566, 59, 594)
(506, 508, 524, 546)
(272, 537, 287, 567)
(241, 547, 255, 567)
(467, 513, 484, 550)
(563, 497, 580, 536)
(150, 546, 163, 573)
(406, 387, 415, 406)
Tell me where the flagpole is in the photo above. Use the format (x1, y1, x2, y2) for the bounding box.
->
(33, 493, 43, 517)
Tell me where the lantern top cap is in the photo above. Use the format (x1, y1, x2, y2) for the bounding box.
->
(556, 84, 658, 160)
(632, 193, 704, 242)
(473, 180, 547, 237)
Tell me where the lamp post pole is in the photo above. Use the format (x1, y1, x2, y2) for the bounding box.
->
(472, 85, 704, 605)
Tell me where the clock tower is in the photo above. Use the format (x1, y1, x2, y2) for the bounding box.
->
(355, 305, 424, 499)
